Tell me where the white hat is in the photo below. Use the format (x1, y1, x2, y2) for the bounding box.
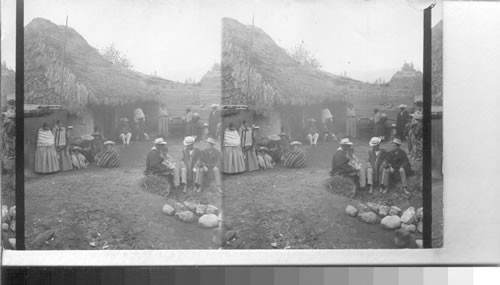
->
(206, 137, 217, 145)
(183, 136, 195, 146)
(340, 138, 353, 145)
(290, 141, 302, 146)
(67, 126, 74, 129)
(369, 137, 381, 147)
(268, 134, 281, 141)
(210, 104, 219, 108)
(398, 104, 407, 108)
(154, 138, 167, 145)
(104, 141, 115, 145)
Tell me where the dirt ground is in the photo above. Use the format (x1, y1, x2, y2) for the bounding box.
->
(23, 139, 222, 250)
(7, 137, 443, 250)
(222, 139, 440, 249)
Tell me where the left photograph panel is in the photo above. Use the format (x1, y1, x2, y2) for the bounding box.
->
(2, 0, 223, 250)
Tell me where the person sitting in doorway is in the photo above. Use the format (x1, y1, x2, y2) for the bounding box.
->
(380, 138, 412, 196)
(366, 136, 388, 194)
(118, 117, 132, 146)
(305, 118, 319, 147)
(179, 136, 203, 193)
(70, 146, 89, 170)
(196, 137, 222, 193)
(281, 141, 306, 168)
(95, 141, 120, 168)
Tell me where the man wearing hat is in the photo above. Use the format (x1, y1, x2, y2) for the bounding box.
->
(380, 138, 411, 195)
(396, 104, 410, 140)
(367, 137, 388, 194)
(197, 137, 222, 193)
(208, 103, 219, 139)
(95, 141, 120, 168)
(408, 112, 423, 160)
(179, 136, 202, 192)
(329, 138, 359, 196)
(281, 141, 306, 168)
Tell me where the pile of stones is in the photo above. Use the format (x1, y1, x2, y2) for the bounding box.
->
(162, 200, 221, 229)
(1, 205, 16, 249)
(345, 202, 423, 248)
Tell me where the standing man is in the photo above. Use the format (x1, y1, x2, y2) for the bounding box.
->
(396, 104, 410, 140)
(380, 138, 412, 195)
(366, 137, 387, 194)
(158, 103, 169, 139)
(184, 107, 193, 137)
(133, 107, 147, 142)
(208, 104, 219, 139)
(345, 103, 357, 139)
(179, 136, 202, 193)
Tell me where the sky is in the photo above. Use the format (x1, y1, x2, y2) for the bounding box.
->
(1, 0, 442, 83)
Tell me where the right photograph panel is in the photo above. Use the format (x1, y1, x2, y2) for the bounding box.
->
(219, 0, 443, 249)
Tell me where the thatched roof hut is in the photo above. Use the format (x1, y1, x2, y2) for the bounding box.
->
(222, 18, 372, 117)
(24, 18, 181, 114)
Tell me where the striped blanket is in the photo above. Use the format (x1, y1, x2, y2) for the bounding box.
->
(37, 129, 55, 147)
(223, 129, 241, 147)
(282, 148, 306, 168)
(95, 146, 120, 168)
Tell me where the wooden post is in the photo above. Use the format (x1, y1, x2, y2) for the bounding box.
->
(59, 15, 68, 105)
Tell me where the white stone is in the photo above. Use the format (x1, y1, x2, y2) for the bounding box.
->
(379, 206, 390, 217)
(416, 207, 423, 222)
(394, 229, 411, 248)
(183, 201, 198, 212)
(206, 205, 219, 215)
(380, 215, 401, 229)
(358, 203, 370, 213)
(366, 202, 381, 213)
(175, 211, 195, 223)
(1, 206, 9, 222)
(401, 207, 416, 224)
(8, 238, 16, 249)
(389, 206, 402, 216)
(9, 206, 16, 220)
(359, 212, 378, 224)
(401, 223, 416, 233)
(196, 204, 207, 215)
(162, 204, 176, 216)
(198, 214, 219, 228)
(345, 205, 359, 217)
(416, 239, 423, 248)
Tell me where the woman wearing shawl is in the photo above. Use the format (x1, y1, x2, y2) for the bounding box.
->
(256, 147, 275, 170)
(282, 141, 306, 168)
(95, 141, 120, 168)
(70, 146, 89, 169)
(52, 120, 73, 171)
(239, 121, 259, 171)
(34, 123, 60, 173)
(222, 123, 246, 174)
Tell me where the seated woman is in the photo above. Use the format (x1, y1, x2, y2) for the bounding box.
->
(70, 146, 89, 169)
(281, 141, 306, 168)
(95, 141, 120, 168)
(196, 137, 222, 193)
(346, 147, 367, 190)
(266, 134, 282, 163)
(256, 146, 275, 170)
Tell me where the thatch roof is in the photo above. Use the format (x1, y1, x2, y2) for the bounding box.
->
(24, 18, 183, 114)
(222, 18, 372, 116)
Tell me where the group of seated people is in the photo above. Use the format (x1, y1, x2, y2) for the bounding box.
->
(329, 137, 412, 197)
(144, 136, 222, 193)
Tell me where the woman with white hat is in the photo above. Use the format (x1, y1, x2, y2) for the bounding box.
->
(239, 121, 259, 171)
(222, 123, 246, 174)
(95, 141, 120, 168)
(34, 122, 60, 174)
